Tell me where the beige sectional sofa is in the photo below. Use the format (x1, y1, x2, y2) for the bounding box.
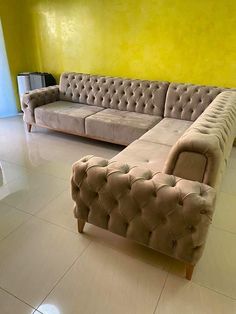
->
(21, 72, 236, 279)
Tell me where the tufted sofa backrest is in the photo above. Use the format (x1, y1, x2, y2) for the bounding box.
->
(164, 83, 224, 121)
(59, 72, 169, 116)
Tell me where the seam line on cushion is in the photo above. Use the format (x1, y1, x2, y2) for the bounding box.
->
(84, 108, 106, 134)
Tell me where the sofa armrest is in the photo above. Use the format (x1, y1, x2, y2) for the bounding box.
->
(21, 85, 60, 124)
(71, 155, 216, 265)
(164, 91, 236, 188)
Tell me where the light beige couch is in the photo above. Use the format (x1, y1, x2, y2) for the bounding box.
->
(21, 73, 236, 279)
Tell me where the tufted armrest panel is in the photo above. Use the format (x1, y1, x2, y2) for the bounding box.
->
(71, 155, 216, 265)
(21, 85, 60, 124)
(164, 91, 236, 188)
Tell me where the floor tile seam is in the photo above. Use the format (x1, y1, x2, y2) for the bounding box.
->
(2, 185, 69, 216)
(13, 210, 173, 275)
(28, 171, 69, 183)
(0, 164, 30, 186)
(24, 163, 71, 181)
(3, 118, 236, 308)
(2, 185, 235, 238)
(164, 266, 236, 302)
(190, 279, 236, 301)
(152, 272, 169, 314)
(32, 214, 81, 236)
(0, 158, 69, 183)
(0, 178, 68, 206)
(86, 236, 169, 273)
(0, 199, 75, 243)
(35, 240, 93, 311)
(0, 201, 35, 216)
(0, 285, 40, 313)
(0, 203, 79, 243)
(1, 216, 235, 303)
(32, 186, 70, 214)
(0, 214, 34, 243)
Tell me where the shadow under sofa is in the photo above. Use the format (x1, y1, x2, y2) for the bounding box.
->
(21, 72, 236, 280)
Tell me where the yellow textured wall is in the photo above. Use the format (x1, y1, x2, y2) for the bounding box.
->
(27, 0, 236, 87)
(1, 0, 236, 111)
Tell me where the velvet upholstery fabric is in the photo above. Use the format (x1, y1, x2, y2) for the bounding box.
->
(164, 91, 236, 188)
(35, 101, 104, 135)
(164, 83, 224, 121)
(20, 72, 236, 267)
(140, 118, 193, 146)
(85, 109, 162, 145)
(59, 72, 169, 116)
(72, 156, 216, 264)
(111, 139, 171, 172)
(21, 86, 60, 124)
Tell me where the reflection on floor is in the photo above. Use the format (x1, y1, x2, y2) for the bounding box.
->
(0, 116, 236, 314)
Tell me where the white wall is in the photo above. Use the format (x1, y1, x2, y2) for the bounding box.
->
(0, 19, 17, 117)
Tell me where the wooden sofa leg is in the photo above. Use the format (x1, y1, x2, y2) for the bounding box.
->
(186, 264, 194, 280)
(77, 219, 86, 233)
(26, 123, 32, 133)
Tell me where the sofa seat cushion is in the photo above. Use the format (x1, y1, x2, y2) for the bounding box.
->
(35, 101, 104, 135)
(111, 139, 171, 172)
(85, 109, 162, 145)
(140, 118, 193, 146)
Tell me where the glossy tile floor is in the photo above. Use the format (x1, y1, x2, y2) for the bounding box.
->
(0, 116, 236, 314)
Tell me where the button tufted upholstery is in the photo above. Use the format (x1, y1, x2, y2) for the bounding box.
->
(164, 83, 224, 121)
(72, 156, 216, 265)
(66, 74, 235, 270)
(111, 139, 172, 172)
(20, 72, 236, 269)
(21, 73, 235, 131)
(59, 72, 169, 116)
(19, 71, 235, 272)
(164, 91, 236, 188)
